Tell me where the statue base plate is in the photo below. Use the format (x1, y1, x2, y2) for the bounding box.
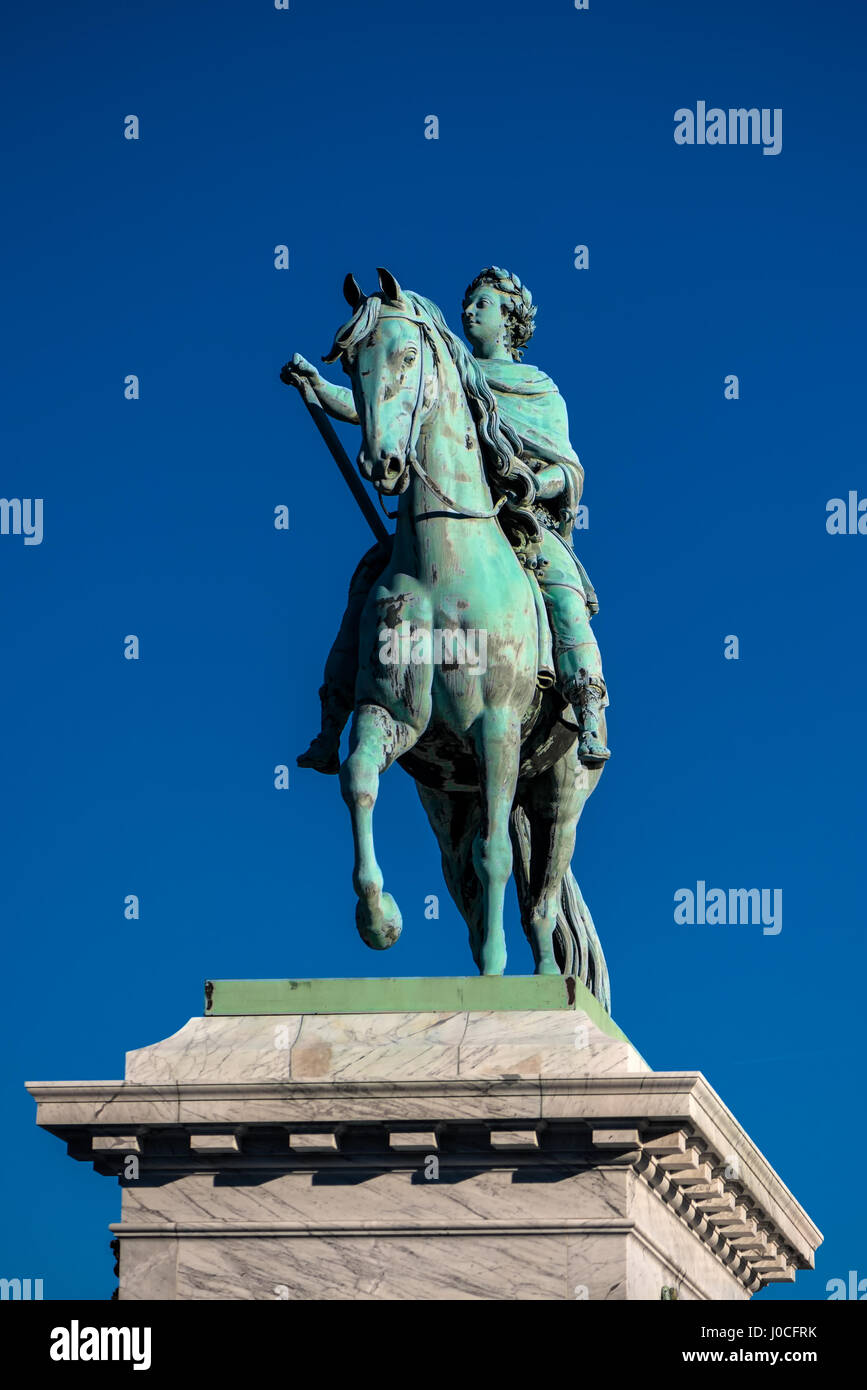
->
(28, 979, 821, 1300)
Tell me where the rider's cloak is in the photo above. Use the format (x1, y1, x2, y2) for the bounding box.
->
(478, 359, 598, 616)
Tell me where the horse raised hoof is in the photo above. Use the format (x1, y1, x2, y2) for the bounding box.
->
(355, 891, 403, 950)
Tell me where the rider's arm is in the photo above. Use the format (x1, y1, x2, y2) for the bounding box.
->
(534, 464, 569, 499)
(314, 376, 359, 424)
(533, 455, 585, 502)
(531, 390, 585, 500)
(281, 354, 360, 424)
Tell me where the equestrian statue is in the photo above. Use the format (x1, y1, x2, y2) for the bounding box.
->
(280, 265, 612, 1007)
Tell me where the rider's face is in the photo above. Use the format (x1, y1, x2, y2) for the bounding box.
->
(461, 288, 507, 355)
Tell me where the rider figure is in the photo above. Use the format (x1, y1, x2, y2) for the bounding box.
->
(281, 266, 610, 772)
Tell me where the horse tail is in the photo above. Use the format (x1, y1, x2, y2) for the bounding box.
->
(509, 806, 611, 1012)
(557, 867, 611, 1013)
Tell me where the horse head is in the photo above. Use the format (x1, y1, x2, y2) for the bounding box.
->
(324, 267, 438, 497)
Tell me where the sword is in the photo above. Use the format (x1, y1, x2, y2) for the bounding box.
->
(295, 376, 390, 545)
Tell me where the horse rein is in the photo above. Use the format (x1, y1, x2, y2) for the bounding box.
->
(371, 310, 507, 524)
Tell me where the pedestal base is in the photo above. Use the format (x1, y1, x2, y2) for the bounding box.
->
(28, 978, 821, 1300)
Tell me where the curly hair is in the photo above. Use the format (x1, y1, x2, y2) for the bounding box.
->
(462, 266, 537, 361)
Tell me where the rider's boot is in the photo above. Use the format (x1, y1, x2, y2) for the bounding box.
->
(568, 675, 611, 767)
(297, 683, 352, 775)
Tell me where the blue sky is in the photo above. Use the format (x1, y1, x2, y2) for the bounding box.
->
(1, 0, 864, 1299)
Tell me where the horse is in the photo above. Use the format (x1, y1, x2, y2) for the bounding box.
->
(324, 267, 610, 1006)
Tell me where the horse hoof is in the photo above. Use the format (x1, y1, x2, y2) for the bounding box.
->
(479, 950, 507, 975)
(356, 892, 403, 950)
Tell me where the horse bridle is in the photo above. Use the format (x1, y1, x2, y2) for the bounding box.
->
(370, 309, 507, 523)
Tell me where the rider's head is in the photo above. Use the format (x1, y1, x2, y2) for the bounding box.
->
(461, 267, 536, 362)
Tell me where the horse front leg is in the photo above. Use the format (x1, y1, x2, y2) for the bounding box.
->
(471, 709, 522, 975)
(340, 703, 418, 951)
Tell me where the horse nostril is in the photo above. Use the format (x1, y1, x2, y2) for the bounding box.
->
(383, 455, 402, 479)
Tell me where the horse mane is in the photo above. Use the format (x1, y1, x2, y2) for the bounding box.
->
(323, 290, 542, 554)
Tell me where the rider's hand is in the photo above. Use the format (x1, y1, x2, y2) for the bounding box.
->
(280, 353, 320, 389)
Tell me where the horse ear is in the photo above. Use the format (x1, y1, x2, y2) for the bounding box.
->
(377, 266, 404, 305)
(343, 273, 364, 308)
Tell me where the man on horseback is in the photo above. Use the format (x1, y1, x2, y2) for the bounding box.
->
(281, 265, 610, 772)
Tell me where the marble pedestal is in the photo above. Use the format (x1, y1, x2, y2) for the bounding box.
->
(28, 978, 821, 1300)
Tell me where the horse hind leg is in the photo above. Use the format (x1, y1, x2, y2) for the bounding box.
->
(340, 703, 419, 951)
(416, 784, 485, 970)
(513, 748, 588, 976)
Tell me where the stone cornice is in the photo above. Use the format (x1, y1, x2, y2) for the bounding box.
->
(26, 1069, 821, 1285)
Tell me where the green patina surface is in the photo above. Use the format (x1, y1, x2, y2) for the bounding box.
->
(278, 267, 612, 1002)
(203, 976, 632, 1044)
